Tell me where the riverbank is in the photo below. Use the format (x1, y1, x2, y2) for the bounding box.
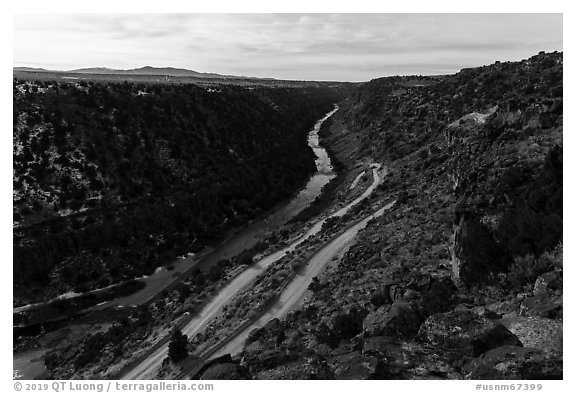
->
(14, 105, 343, 380)
(129, 162, 387, 379)
(120, 107, 344, 379)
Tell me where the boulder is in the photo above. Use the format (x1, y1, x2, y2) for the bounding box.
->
(449, 212, 507, 287)
(199, 363, 248, 380)
(327, 351, 380, 380)
(363, 301, 422, 338)
(417, 310, 522, 360)
(330, 338, 362, 356)
(254, 359, 334, 380)
(242, 340, 294, 373)
(455, 304, 500, 320)
(519, 294, 563, 319)
(409, 276, 457, 318)
(533, 271, 562, 296)
(500, 316, 562, 356)
(465, 345, 562, 380)
(489, 109, 523, 130)
(485, 298, 521, 317)
(362, 336, 415, 370)
(362, 336, 461, 379)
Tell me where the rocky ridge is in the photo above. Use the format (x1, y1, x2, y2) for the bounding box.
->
(194, 52, 563, 380)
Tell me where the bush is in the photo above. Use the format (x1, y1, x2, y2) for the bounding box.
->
(168, 328, 189, 363)
(177, 284, 192, 302)
(291, 260, 304, 272)
(207, 264, 224, 281)
(349, 197, 370, 215)
(370, 287, 390, 308)
(114, 279, 145, 297)
(69, 199, 83, 211)
(314, 307, 367, 348)
(322, 216, 341, 232)
(332, 307, 366, 341)
(314, 322, 338, 348)
(237, 251, 255, 265)
(418, 148, 429, 160)
(508, 253, 553, 291)
(308, 277, 322, 292)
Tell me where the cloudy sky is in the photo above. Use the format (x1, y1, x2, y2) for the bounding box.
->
(13, 14, 562, 81)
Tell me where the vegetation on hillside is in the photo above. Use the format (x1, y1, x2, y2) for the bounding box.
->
(215, 51, 563, 380)
(16, 51, 563, 380)
(13, 79, 349, 304)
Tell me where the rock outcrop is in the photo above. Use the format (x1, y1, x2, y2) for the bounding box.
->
(363, 301, 422, 338)
(449, 212, 507, 287)
(465, 345, 562, 380)
(362, 336, 462, 379)
(199, 362, 249, 380)
(220, 52, 563, 381)
(417, 310, 522, 360)
(501, 316, 563, 357)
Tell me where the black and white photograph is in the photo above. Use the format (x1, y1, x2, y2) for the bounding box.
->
(8, 2, 569, 388)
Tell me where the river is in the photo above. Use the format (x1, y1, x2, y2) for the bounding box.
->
(14, 105, 340, 380)
(122, 106, 342, 379)
(123, 159, 388, 380)
(93, 105, 340, 310)
(208, 200, 395, 359)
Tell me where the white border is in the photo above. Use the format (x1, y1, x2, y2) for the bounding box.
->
(3, 2, 573, 390)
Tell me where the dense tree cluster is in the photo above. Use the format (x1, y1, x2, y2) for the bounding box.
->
(13, 79, 350, 303)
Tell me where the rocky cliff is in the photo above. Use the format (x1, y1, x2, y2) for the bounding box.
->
(197, 51, 563, 380)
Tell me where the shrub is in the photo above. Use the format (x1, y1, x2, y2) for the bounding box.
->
(314, 307, 367, 348)
(322, 216, 340, 232)
(370, 287, 390, 308)
(69, 199, 83, 211)
(308, 277, 321, 292)
(508, 253, 553, 291)
(418, 148, 429, 160)
(291, 260, 304, 272)
(332, 307, 366, 341)
(238, 251, 255, 265)
(168, 328, 189, 363)
(314, 322, 338, 348)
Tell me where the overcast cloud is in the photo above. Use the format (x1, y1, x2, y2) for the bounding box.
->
(13, 14, 563, 81)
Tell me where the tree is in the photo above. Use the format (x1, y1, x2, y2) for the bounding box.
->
(168, 328, 189, 363)
(314, 321, 338, 348)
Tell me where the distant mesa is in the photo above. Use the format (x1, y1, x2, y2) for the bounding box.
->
(13, 65, 270, 80)
(13, 67, 50, 72)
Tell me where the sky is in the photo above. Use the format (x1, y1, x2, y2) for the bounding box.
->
(13, 13, 563, 81)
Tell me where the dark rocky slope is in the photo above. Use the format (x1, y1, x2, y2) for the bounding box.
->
(198, 51, 563, 380)
(13, 80, 350, 305)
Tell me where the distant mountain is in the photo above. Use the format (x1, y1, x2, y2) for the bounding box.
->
(13, 67, 50, 72)
(14, 65, 351, 87)
(68, 67, 120, 75)
(123, 66, 239, 79)
(14, 65, 269, 80)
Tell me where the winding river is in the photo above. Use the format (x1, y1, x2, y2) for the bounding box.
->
(98, 105, 340, 310)
(125, 161, 389, 379)
(208, 200, 395, 359)
(124, 150, 390, 380)
(14, 105, 340, 380)
(122, 106, 341, 379)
